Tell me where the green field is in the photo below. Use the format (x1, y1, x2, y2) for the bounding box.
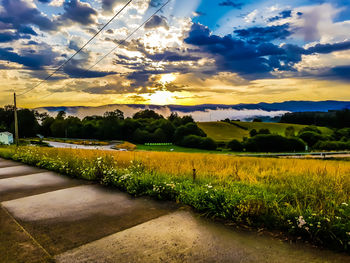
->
(136, 144, 230, 154)
(198, 121, 333, 142)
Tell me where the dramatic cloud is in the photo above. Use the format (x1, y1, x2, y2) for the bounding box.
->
(145, 15, 169, 29)
(268, 10, 293, 22)
(0, 45, 59, 69)
(234, 24, 292, 43)
(101, 0, 125, 12)
(63, 65, 116, 79)
(0, 0, 350, 107)
(185, 23, 350, 80)
(218, 1, 243, 9)
(0, 0, 57, 32)
(61, 0, 98, 25)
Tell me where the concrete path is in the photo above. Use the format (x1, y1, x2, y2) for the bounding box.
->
(0, 157, 349, 263)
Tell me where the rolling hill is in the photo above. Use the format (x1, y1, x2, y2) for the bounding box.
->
(197, 121, 333, 142)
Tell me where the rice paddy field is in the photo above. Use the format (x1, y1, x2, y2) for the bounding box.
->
(197, 121, 333, 142)
(0, 146, 349, 252)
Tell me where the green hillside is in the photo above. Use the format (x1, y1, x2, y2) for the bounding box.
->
(197, 121, 333, 142)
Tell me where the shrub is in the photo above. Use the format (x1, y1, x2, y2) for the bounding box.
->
(298, 131, 324, 147)
(228, 139, 243, 151)
(314, 141, 350, 151)
(245, 134, 305, 152)
(249, 129, 257, 137)
(174, 123, 206, 143)
(180, 135, 217, 150)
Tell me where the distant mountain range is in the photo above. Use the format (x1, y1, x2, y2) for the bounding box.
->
(36, 100, 350, 122)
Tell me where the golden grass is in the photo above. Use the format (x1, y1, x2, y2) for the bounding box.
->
(24, 147, 349, 181)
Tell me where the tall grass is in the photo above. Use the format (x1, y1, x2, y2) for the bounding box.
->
(0, 146, 349, 252)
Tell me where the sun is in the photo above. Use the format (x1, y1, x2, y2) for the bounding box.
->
(147, 90, 176, 105)
(159, 73, 177, 84)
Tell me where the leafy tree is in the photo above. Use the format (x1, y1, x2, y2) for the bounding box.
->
(245, 134, 305, 152)
(228, 139, 243, 151)
(180, 135, 216, 150)
(249, 129, 257, 137)
(133, 109, 163, 119)
(298, 131, 324, 147)
(104, 109, 124, 120)
(174, 122, 206, 143)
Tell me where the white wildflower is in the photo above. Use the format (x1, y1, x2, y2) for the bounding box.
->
(297, 216, 306, 228)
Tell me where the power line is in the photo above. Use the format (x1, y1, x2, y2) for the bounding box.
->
(18, 0, 133, 97)
(40, 0, 171, 100)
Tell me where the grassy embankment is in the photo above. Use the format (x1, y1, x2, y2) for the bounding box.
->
(0, 146, 349, 252)
(198, 121, 333, 142)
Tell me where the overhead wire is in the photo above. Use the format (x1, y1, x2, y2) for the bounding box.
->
(40, 0, 172, 100)
(17, 0, 133, 97)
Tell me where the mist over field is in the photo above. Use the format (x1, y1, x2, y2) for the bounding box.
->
(36, 104, 288, 122)
(36, 100, 350, 122)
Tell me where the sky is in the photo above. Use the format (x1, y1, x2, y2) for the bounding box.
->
(0, 0, 350, 108)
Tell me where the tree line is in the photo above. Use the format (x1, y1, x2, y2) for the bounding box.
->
(280, 109, 350, 128)
(0, 107, 216, 150)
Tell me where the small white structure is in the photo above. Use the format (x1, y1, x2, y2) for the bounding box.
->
(0, 132, 14, 145)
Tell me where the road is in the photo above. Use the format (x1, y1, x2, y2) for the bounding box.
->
(0, 157, 349, 262)
(44, 140, 119, 150)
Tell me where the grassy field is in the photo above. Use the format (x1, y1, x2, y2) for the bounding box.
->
(0, 146, 349, 252)
(198, 121, 333, 142)
(136, 144, 230, 154)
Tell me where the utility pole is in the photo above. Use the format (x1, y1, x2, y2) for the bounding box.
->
(14, 92, 19, 146)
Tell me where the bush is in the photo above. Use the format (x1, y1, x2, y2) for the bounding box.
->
(174, 123, 206, 143)
(249, 129, 257, 137)
(228, 139, 243, 151)
(314, 141, 350, 151)
(298, 131, 324, 147)
(180, 135, 217, 150)
(245, 134, 305, 152)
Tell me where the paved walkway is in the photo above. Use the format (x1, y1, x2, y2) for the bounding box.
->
(0, 158, 349, 263)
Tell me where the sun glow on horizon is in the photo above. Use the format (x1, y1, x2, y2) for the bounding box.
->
(145, 90, 176, 105)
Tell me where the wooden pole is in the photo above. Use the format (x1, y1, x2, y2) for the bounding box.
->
(14, 92, 19, 146)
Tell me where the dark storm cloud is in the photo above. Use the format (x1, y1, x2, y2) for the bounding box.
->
(0, 0, 57, 32)
(268, 10, 292, 22)
(0, 46, 59, 69)
(234, 24, 292, 43)
(184, 23, 350, 80)
(62, 64, 116, 78)
(0, 32, 21, 43)
(101, 0, 125, 12)
(18, 26, 38, 36)
(330, 66, 350, 81)
(37, 0, 51, 3)
(306, 41, 350, 54)
(218, 1, 244, 9)
(144, 15, 169, 30)
(61, 0, 97, 25)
